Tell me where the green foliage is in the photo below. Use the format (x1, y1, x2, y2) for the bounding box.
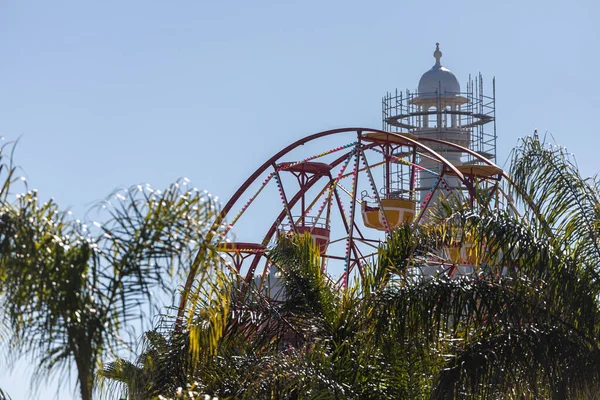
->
(0, 140, 222, 399)
(6, 133, 600, 399)
(108, 135, 600, 400)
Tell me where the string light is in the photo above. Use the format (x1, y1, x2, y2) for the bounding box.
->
(414, 176, 442, 220)
(273, 172, 295, 230)
(370, 147, 439, 176)
(221, 171, 276, 240)
(343, 147, 360, 284)
(411, 167, 419, 201)
(277, 142, 357, 172)
(310, 152, 354, 225)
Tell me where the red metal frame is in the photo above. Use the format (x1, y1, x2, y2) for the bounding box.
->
(177, 128, 502, 323)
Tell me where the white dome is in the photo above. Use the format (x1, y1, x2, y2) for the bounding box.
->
(417, 43, 460, 97)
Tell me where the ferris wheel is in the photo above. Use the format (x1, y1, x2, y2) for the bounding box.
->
(209, 127, 507, 288)
(174, 44, 510, 324)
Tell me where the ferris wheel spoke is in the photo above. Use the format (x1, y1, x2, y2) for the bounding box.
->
(344, 141, 362, 286)
(329, 181, 360, 276)
(299, 153, 353, 231)
(338, 159, 387, 180)
(350, 237, 381, 249)
(478, 181, 500, 210)
(350, 218, 368, 241)
(257, 260, 272, 292)
(297, 180, 332, 224)
(331, 184, 351, 235)
(331, 178, 364, 266)
(272, 166, 297, 233)
(351, 242, 369, 264)
(335, 181, 362, 206)
(331, 185, 364, 278)
(414, 174, 444, 224)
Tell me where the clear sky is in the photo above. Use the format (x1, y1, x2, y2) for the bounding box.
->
(1, 0, 599, 398)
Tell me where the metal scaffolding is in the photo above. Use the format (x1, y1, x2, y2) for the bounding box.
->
(382, 73, 496, 196)
(382, 73, 496, 163)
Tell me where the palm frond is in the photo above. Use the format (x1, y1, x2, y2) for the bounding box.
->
(432, 324, 600, 400)
(269, 233, 339, 338)
(509, 136, 600, 280)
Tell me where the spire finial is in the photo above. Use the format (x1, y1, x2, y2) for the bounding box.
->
(434, 42, 442, 66)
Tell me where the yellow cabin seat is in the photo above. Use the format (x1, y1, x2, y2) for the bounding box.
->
(361, 198, 416, 231)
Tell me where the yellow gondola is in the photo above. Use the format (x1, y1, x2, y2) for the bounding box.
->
(361, 198, 416, 231)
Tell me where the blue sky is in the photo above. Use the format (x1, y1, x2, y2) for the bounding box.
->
(1, 0, 598, 398)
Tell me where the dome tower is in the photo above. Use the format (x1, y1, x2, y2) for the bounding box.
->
(382, 43, 496, 206)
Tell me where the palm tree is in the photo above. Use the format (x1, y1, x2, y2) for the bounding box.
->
(103, 134, 600, 399)
(400, 134, 600, 398)
(0, 141, 223, 399)
(102, 229, 443, 399)
(100, 330, 182, 400)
